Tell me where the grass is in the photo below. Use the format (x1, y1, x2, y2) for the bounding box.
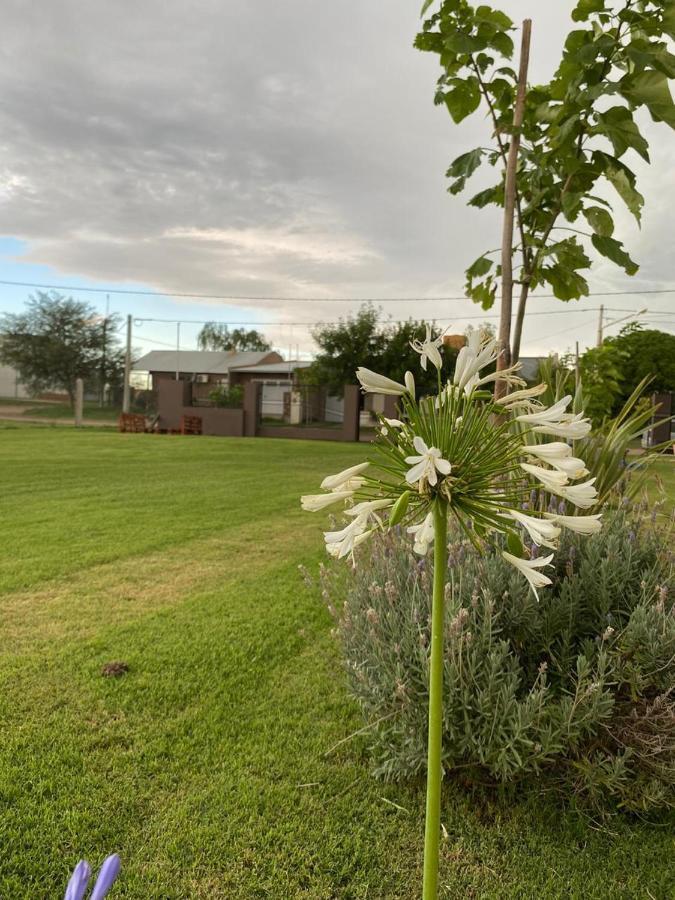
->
(0, 425, 673, 898)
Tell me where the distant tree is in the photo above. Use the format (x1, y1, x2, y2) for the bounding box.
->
(304, 304, 463, 397)
(380, 319, 459, 395)
(303, 306, 386, 396)
(578, 341, 627, 423)
(0, 292, 123, 406)
(605, 324, 675, 404)
(571, 324, 675, 423)
(197, 322, 271, 352)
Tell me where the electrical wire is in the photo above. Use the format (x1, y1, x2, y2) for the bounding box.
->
(1, 278, 675, 303)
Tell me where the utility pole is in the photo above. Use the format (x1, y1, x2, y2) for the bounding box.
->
(175, 322, 181, 381)
(100, 293, 109, 407)
(596, 304, 604, 347)
(575, 340, 580, 391)
(122, 314, 132, 413)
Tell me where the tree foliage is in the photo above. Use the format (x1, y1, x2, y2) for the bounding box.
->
(0, 292, 124, 404)
(197, 322, 271, 352)
(304, 305, 460, 396)
(416, 0, 675, 359)
(605, 323, 675, 402)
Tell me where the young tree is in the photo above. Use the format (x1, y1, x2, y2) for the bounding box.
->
(197, 322, 271, 352)
(0, 292, 123, 405)
(416, 0, 675, 384)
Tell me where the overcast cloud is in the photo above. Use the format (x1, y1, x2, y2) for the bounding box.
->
(0, 0, 672, 355)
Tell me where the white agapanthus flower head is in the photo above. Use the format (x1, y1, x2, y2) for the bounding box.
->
(302, 328, 602, 594)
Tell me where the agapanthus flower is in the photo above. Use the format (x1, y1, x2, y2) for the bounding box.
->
(407, 512, 434, 555)
(302, 327, 601, 596)
(545, 512, 602, 534)
(410, 323, 444, 371)
(405, 436, 452, 488)
(502, 551, 554, 599)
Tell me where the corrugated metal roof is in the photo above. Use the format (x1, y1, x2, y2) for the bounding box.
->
(229, 360, 312, 374)
(209, 351, 279, 373)
(132, 350, 277, 374)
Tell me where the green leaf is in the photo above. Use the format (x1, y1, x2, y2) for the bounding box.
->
(489, 30, 514, 58)
(420, 0, 436, 16)
(620, 70, 675, 129)
(445, 31, 485, 54)
(561, 191, 584, 221)
(475, 6, 513, 31)
(468, 185, 502, 208)
(506, 531, 524, 557)
(583, 206, 614, 237)
(541, 265, 590, 301)
(591, 234, 639, 275)
(572, 0, 605, 23)
(466, 255, 493, 278)
(596, 154, 644, 224)
(466, 277, 497, 310)
(446, 148, 484, 196)
(389, 491, 410, 527)
(662, 1, 675, 40)
(595, 106, 650, 161)
(443, 77, 481, 123)
(548, 237, 592, 272)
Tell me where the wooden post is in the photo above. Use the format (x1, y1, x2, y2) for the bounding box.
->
(341, 385, 361, 442)
(75, 378, 84, 427)
(495, 19, 531, 398)
(243, 381, 261, 437)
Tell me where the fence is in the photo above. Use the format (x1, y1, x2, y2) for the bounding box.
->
(157, 379, 363, 441)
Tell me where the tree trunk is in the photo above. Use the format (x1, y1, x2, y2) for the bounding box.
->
(510, 281, 530, 364)
(494, 19, 531, 398)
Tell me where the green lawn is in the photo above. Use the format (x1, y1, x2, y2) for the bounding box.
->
(0, 425, 673, 898)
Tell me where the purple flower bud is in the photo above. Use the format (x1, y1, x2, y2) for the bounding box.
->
(90, 854, 121, 900)
(65, 861, 91, 900)
(557, 500, 566, 515)
(529, 489, 538, 508)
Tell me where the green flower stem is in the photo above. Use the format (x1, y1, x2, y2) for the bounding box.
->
(422, 498, 448, 900)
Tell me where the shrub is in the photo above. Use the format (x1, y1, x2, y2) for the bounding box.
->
(319, 508, 674, 812)
(208, 384, 243, 408)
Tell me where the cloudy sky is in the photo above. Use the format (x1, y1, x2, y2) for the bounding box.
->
(0, 0, 672, 359)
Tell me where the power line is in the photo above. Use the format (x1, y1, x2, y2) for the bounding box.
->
(1, 278, 675, 303)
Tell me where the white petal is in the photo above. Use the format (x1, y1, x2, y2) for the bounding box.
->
(321, 462, 370, 491)
(301, 491, 354, 512)
(405, 460, 428, 484)
(435, 457, 452, 475)
(522, 442, 573, 460)
(413, 435, 428, 455)
(546, 513, 602, 534)
(356, 368, 407, 396)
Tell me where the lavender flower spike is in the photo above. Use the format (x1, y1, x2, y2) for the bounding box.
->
(64, 855, 121, 900)
(64, 860, 91, 900)
(90, 855, 121, 900)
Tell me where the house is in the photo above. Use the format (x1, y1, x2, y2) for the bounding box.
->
(133, 350, 318, 419)
(132, 349, 284, 391)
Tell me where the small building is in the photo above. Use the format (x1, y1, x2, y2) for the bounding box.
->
(0, 364, 29, 399)
(132, 349, 284, 391)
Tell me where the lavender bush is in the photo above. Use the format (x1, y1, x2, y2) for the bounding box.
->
(319, 507, 674, 812)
